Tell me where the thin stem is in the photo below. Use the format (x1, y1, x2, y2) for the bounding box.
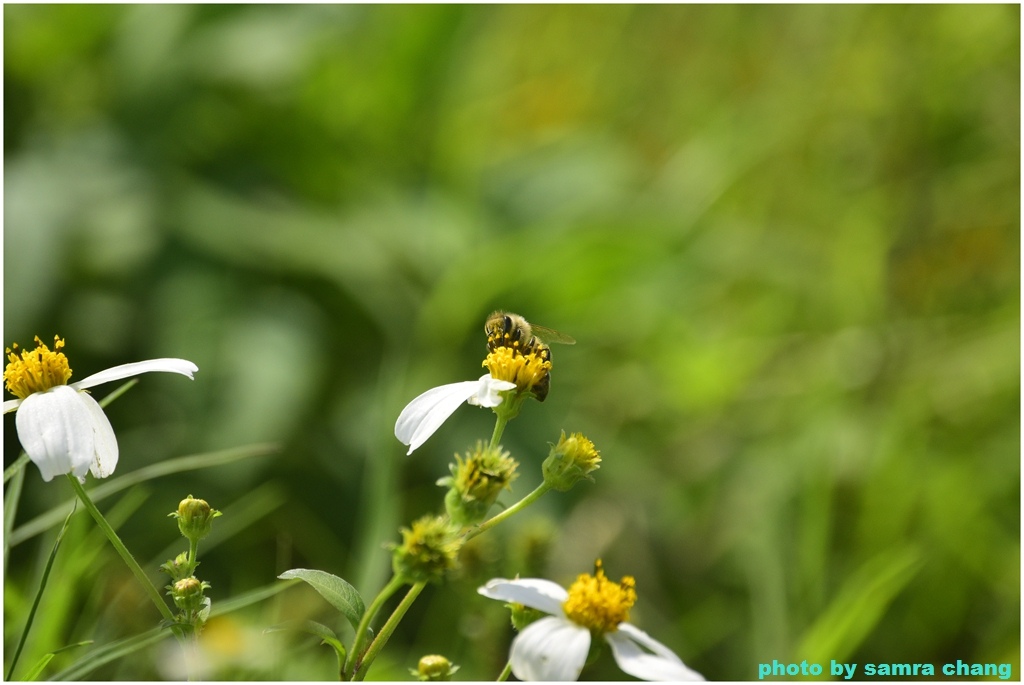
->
(496, 660, 513, 681)
(465, 481, 552, 542)
(4, 462, 26, 574)
(352, 581, 426, 681)
(489, 413, 509, 449)
(344, 574, 405, 677)
(6, 503, 75, 680)
(3, 453, 30, 484)
(66, 475, 176, 624)
(188, 538, 200, 575)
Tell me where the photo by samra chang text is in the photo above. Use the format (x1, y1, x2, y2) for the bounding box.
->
(758, 659, 1014, 680)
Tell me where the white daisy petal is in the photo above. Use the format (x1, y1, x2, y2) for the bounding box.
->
(78, 391, 119, 479)
(466, 374, 516, 408)
(71, 358, 198, 390)
(4, 398, 22, 414)
(15, 386, 96, 482)
(511, 616, 591, 682)
(477, 578, 569, 616)
(607, 623, 705, 681)
(394, 380, 482, 455)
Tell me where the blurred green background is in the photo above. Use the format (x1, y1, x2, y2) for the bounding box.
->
(3, 4, 1019, 681)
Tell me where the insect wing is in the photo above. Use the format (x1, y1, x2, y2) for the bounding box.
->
(530, 324, 576, 345)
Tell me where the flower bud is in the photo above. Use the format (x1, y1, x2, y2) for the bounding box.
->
(412, 654, 460, 681)
(170, 495, 221, 543)
(169, 576, 210, 613)
(160, 551, 193, 581)
(541, 431, 601, 491)
(391, 516, 461, 584)
(439, 442, 518, 527)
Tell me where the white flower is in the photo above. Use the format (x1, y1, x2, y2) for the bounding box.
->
(4, 336, 198, 482)
(479, 568, 704, 682)
(394, 374, 516, 455)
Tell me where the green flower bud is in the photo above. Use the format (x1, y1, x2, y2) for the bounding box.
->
(169, 576, 210, 613)
(439, 442, 518, 527)
(170, 495, 221, 543)
(411, 654, 460, 681)
(160, 551, 193, 581)
(541, 431, 601, 491)
(391, 516, 461, 584)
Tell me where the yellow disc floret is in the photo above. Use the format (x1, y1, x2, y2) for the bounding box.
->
(562, 560, 637, 635)
(4, 336, 72, 399)
(483, 347, 551, 398)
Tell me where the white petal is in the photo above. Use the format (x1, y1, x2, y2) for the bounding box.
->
(478, 578, 569, 616)
(466, 374, 516, 408)
(510, 616, 591, 681)
(4, 398, 22, 414)
(15, 386, 96, 482)
(78, 392, 119, 478)
(70, 358, 198, 390)
(394, 380, 481, 455)
(607, 623, 705, 681)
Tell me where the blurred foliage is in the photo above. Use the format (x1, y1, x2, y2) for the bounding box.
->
(3, 4, 1019, 681)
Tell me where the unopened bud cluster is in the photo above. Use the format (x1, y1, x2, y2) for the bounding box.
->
(170, 494, 221, 544)
(542, 431, 601, 491)
(162, 495, 220, 632)
(391, 515, 462, 584)
(170, 576, 211, 613)
(440, 442, 518, 527)
(411, 654, 459, 681)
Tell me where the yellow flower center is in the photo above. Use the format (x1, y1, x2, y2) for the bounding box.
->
(483, 346, 551, 396)
(562, 560, 637, 635)
(4, 336, 73, 399)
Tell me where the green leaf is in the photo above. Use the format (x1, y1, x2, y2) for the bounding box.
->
(22, 642, 92, 681)
(278, 568, 365, 632)
(267, 613, 348, 678)
(50, 627, 173, 681)
(265, 619, 346, 657)
(9, 442, 279, 546)
(796, 547, 923, 664)
(4, 460, 26, 573)
(22, 654, 53, 681)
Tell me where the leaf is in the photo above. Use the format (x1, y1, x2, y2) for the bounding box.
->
(9, 443, 279, 546)
(265, 619, 347, 678)
(50, 627, 173, 681)
(278, 568, 365, 632)
(22, 654, 53, 681)
(22, 642, 92, 681)
(265, 619, 345, 653)
(795, 547, 923, 664)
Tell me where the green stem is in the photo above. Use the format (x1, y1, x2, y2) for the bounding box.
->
(6, 503, 75, 680)
(352, 581, 426, 681)
(188, 538, 200, 576)
(496, 660, 513, 681)
(4, 462, 26, 574)
(66, 475, 176, 624)
(3, 453, 30, 484)
(344, 574, 405, 677)
(465, 481, 552, 542)
(489, 413, 509, 449)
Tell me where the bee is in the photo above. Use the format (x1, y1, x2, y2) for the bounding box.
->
(484, 311, 575, 402)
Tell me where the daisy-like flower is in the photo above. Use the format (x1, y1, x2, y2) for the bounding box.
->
(3, 335, 198, 482)
(478, 561, 704, 682)
(394, 374, 516, 455)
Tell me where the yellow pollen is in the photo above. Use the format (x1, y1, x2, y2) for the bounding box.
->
(4, 335, 73, 400)
(483, 347, 551, 395)
(561, 560, 637, 635)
